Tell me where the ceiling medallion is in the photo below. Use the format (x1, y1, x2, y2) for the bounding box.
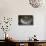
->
(29, 0, 43, 8)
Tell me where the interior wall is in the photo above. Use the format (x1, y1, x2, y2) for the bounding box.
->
(0, 0, 46, 40)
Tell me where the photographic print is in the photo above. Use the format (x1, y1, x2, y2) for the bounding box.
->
(18, 15, 33, 25)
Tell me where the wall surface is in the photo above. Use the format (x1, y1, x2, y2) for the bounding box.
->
(0, 0, 46, 40)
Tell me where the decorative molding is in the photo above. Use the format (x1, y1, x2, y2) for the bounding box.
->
(29, 0, 43, 8)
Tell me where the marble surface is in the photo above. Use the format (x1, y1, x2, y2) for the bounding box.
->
(12, 40, 46, 43)
(6, 39, 46, 43)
